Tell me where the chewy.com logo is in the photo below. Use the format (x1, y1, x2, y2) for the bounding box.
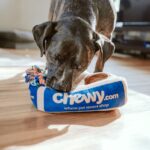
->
(53, 91, 119, 105)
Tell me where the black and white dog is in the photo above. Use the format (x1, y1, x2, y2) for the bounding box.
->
(32, 0, 116, 92)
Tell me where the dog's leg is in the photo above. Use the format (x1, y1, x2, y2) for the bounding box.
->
(49, 0, 65, 21)
(94, 51, 104, 72)
(94, 34, 114, 73)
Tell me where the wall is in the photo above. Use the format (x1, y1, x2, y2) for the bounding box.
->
(0, 0, 120, 31)
(0, 0, 50, 31)
(0, 0, 20, 30)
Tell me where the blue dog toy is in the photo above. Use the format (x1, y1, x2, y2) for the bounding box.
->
(25, 66, 128, 113)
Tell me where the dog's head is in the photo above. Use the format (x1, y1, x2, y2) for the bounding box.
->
(32, 17, 114, 92)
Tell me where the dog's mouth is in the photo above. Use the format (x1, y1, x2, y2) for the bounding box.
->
(46, 76, 56, 88)
(46, 71, 110, 92)
(46, 77, 72, 92)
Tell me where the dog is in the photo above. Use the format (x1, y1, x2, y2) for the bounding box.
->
(32, 0, 116, 92)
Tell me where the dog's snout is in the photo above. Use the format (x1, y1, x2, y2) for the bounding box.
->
(46, 77, 72, 92)
(52, 81, 71, 92)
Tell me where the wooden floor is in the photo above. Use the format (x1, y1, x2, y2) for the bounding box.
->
(0, 49, 150, 150)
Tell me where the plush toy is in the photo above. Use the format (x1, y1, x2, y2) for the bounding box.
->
(25, 66, 128, 113)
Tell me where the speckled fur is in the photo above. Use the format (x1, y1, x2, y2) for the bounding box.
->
(33, 0, 117, 91)
(49, 0, 116, 38)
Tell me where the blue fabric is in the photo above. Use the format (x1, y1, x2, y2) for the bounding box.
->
(28, 81, 126, 113)
(29, 84, 38, 108)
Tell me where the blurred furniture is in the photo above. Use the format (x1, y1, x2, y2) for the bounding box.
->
(113, 0, 150, 57)
(0, 30, 35, 49)
(113, 22, 150, 56)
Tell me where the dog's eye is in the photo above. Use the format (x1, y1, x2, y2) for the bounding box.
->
(72, 64, 82, 70)
(44, 39, 47, 50)
(73, 64, 78, 69)
(55, 55, 64, 62)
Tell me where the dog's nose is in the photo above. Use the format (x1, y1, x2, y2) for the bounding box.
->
(46, 76, 56, 88)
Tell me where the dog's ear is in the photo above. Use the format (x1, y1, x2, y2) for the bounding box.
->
(93, 32, 115, 63)
(32, 21, 57, 57)
(102, 39, 115, 63)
